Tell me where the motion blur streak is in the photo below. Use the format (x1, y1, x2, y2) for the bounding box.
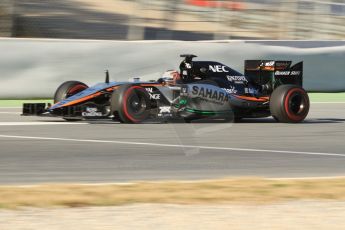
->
(1, 0, 344, 40)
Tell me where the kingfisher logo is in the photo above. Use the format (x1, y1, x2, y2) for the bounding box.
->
(209, 65, 229, 73)
(192, 86, 229, 102)
(226, 75, 247, 83)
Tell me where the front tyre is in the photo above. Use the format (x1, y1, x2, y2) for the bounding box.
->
(54, 81, 88, 121)
(270, 85, 309, 123)
(54, 81, 88, 103)
(111, 85, 151, 123)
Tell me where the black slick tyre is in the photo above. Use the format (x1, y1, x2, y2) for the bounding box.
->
(110, 84, 151, 123)
(269, 84, 309, 123)
(54, 81, 88, 103)
(53, 81, 88, 121)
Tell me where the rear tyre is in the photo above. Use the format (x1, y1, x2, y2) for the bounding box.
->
(269, 85, 309, 123)
(111, 85, 151, 123)
(54, 81, 88, 121)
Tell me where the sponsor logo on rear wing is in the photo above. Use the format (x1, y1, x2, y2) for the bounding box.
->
(244, 60, 303, 87)
(244, 60, 293, 71)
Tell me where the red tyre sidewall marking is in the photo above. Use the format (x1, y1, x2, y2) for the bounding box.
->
(284, 88, 307, 122)
(68, 84, 87, 95)
(123, 86, 146, 123)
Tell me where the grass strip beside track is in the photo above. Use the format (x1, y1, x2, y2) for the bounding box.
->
(1, 177, 345, 209)
(0, 99, 53, 107)
(0, 93, 344, 107)
(308, 93, 345, 102)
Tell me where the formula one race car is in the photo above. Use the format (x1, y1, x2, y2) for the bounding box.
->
(22, 54, 310, 123)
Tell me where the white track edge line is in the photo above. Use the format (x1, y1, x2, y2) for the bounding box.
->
(0, 134, 344, 158)
(4, 176, 345, 187)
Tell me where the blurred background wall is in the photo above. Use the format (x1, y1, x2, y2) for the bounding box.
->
(0, 0, 344, 40)
(0, 38, 344, 98)
(0, 0, 344, 98)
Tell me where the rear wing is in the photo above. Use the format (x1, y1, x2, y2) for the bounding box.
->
(244, 60, 303, 88)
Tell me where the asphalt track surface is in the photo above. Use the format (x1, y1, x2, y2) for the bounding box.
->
(0, 103, 344, 184)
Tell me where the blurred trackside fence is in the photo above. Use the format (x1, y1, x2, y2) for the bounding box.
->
(127, 0, 345, 40)
(0, 0, 13, 37)
(1, 0, 344, 40)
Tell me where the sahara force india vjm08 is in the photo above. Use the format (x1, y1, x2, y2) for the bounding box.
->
(22, 54, 310, 123)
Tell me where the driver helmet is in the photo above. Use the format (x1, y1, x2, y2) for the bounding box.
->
(161, 70, 181, 85)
